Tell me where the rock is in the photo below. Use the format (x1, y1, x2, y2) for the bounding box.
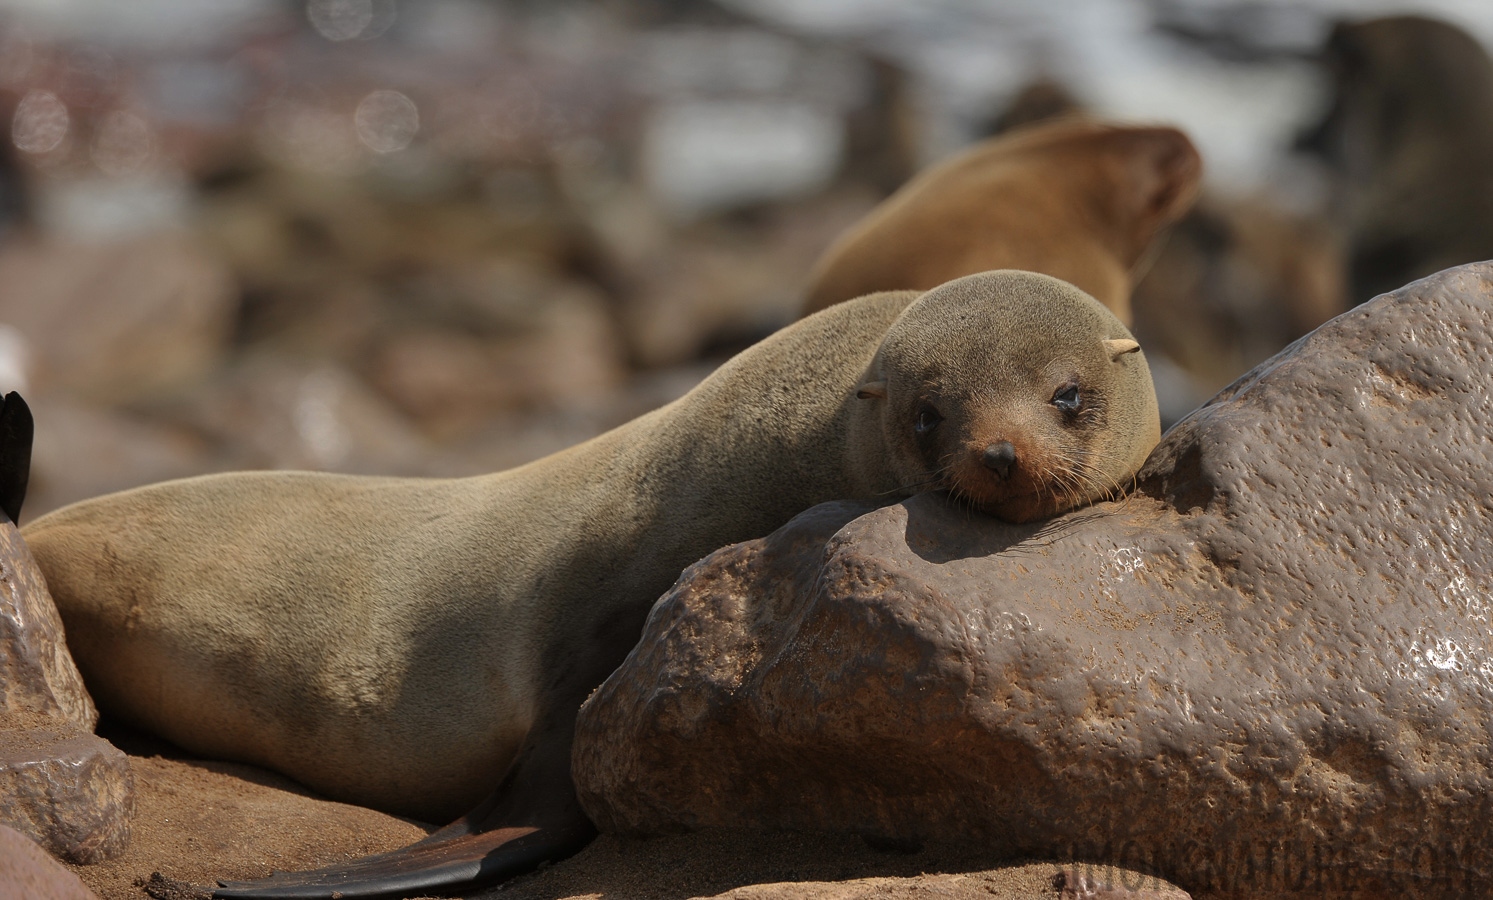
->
(0, 510, 133, 864)
(140, 354, 431, 476)
(0, 711, 133, 864)
(708, 870, 1162, 900)
(0, 233, 236, 404)
(0, 519, 95, 729)
(492, 828, 1191, 900)
(27, 395, 214, 521)
(363, 268, 626, 439)
(573, 262, 1493, 898)
(0, 822, 102, 900)
(1056, 867, 1193, 900)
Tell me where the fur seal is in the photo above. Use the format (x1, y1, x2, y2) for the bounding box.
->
(801, 119, 1203, 325)
(24, 271, 1158, 897)
(1297, 15, 1493, 302)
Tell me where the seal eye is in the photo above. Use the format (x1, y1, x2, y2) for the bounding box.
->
(1052, 383, 1081, 413)
(914, 404, 943, 435)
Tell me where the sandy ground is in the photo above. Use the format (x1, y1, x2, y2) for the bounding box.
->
(63, 724, 1188, 900)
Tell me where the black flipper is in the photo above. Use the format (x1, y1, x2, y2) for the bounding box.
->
(0, 391, 33, 525)
(212, 817, 596, 899)
(212, 722, 597, 899)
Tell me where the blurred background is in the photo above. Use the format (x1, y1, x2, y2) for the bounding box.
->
(1, 0, 1490, 516)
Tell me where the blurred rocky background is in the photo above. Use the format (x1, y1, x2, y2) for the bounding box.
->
(0, 0, 1489, 516)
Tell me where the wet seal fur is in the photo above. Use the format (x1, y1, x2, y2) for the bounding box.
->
(24, 271, 1158, 898)
(802, 119, 1203, 325)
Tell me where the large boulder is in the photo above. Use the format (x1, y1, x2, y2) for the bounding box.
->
(573, 262, 1493, 898)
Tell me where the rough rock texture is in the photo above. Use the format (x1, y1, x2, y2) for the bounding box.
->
(0, 822, 103, 900)
(0, 518, 131, 862)
(574, 262, 1493, 898)
(0, 520, 96, 729)
(0, 711, 134, 864)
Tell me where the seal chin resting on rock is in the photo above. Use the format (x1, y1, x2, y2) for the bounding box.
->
(856, 274, 1159, 522)
(23, 270, 1159, 898)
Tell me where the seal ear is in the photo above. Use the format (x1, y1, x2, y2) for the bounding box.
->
(1106, 127, 1202, 262)
(856, 380, 888, 400)
(1103, 338, 1141, 361)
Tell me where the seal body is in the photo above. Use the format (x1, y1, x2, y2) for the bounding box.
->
(1297, 15, 1493, 303)
(23, 272, 1158, 850)
(802, 119, 1202, 324)
(25, 292, 904, 823)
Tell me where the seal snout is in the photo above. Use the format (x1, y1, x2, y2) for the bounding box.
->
(982, 441, 1017, 479)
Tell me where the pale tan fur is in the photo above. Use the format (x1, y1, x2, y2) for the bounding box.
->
(802, 119, 1203, 325)
(23, 272, 1159, 825)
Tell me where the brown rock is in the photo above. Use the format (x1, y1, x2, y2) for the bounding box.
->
(0, 520, 95, 728)
(141, 354, 431, 476)
(0, 502, 132, 865)
(0, 822, 102, 900)
(0, 233, 236, 404)
(365, 276, 625, 439)
(0, 711, 133, 864)
(1057, 866, 1193, 900)
(26, 395, 215, 521)
(574, 262, 1493, 898)
(492, 828, 1190, 900)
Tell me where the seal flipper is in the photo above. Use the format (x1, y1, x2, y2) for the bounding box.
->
(213, 727, 597, 899)
(0, 392, 33, 525)
(211, 816, 596, 899)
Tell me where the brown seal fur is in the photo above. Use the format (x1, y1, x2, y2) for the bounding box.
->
(860, 273, 1158, 523)
(801, 119, 1203, 324)
(23, 271, 1157, 893)
(1298, 15, 1493, 302)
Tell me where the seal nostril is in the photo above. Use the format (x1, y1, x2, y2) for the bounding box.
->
(983, 441, 1017, 478)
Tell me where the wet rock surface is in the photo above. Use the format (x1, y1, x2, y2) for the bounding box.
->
(574, 262, 1493, 898)
(0, 710, 134, 864)
(0, 822, 103, 900)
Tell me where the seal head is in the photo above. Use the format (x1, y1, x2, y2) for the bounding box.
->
(858, 270, 1160, 522)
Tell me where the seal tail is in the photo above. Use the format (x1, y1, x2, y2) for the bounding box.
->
(0, 391, 33, 525)
(211, 814, 596, 899)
